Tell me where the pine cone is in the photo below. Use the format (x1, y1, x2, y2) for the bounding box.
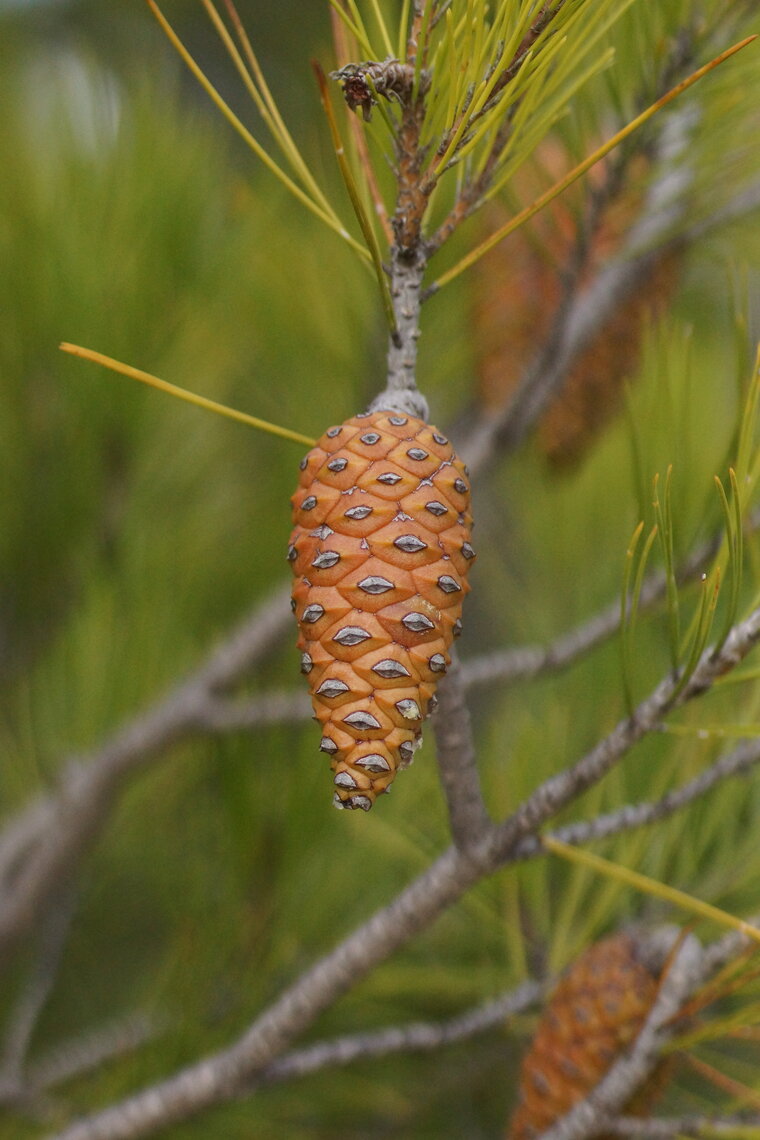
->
(508, 933, 665, 1139)
(289, 410, 475, 810)
(473, 143, 680, 469)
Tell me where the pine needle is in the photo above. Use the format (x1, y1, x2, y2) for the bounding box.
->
(430, 35, 758, 292)
(145, 0, 369, 261)
(543, 835, 760, 946)
(59, 343, 316, 448)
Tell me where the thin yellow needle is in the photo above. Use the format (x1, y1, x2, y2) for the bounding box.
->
(59, 343, 316, 448)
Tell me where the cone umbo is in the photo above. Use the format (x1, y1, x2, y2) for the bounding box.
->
(289, 410, 475, 810)
(508, 932, 667, 1139)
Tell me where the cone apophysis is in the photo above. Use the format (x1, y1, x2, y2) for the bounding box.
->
(508, 933, 668, 1139)
(289, 410, 475, 810)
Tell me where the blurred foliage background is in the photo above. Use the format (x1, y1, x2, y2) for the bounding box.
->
(2, 1, 760, 1137)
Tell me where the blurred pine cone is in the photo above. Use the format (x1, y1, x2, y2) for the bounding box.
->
(473, 141, 680, 468)
(508, 932, 667, 1139)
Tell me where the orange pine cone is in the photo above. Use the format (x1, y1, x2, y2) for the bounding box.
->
(289, 410, 475, 811)
(508, 933, 665, 1139)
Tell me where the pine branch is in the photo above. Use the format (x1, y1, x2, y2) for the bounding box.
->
(535, 735, 760, 854)
(369, 245, 430, 419)
(254, 979, 541, 1086)
(481, 602, 760, 863)
(431, 653, 491, 848)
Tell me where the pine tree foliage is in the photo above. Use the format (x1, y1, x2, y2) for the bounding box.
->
(1, 2, 760, 1138)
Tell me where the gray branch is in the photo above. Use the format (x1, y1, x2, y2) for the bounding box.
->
(510, 736, 760, 859)
(478, 602, 760, 864)
(256, 979, 541, 1087)
(431, 654, 492, 848)
(370, 249, 429, 420)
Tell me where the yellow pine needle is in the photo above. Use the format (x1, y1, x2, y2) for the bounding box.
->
(699, 1130, 760, 1139)
(203, 0, 334, 221)
(328, 0, 374, 58)
(543, 835, 760, 946)
(59, 343, 316, 448)
(430, 35, 758, 293)
(662, 722, 760, 738)
(145, 0, 368, 263)
(667, 997, 760, 1055)
(366, 0, 394, 59)
(680, 1053, 760, 1110)
(397, 0, 411, 62)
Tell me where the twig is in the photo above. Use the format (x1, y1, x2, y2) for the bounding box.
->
(468, 453, 760, 686)
(431, 654, 491, 849)
(195, 689, 312, 730)
(480, 602, 760, 863)
(255, 979, 541, 1086)
(538, 736, 760, 855)
(369, 246, 429, 419)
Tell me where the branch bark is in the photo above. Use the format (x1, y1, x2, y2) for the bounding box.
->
(432, 653, 491, 848)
